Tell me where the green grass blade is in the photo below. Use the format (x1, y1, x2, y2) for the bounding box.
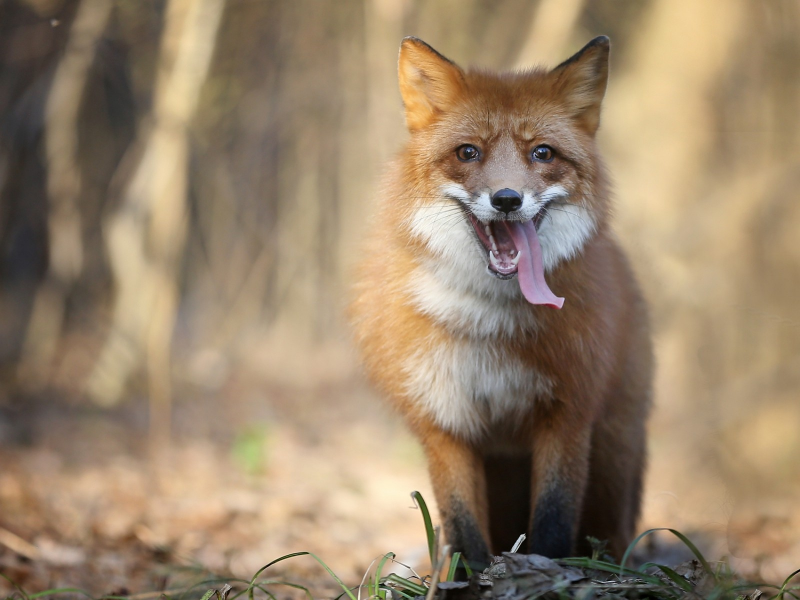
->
(246, 551, 357, 600)
(620, 529, 660, 574)
(710, 579, 761, 600)
(446, 552, 462, 582)
(778, 568, 800, 599)
(461, 556, 473, 578)
(250, 581, 312, 600)
(254, 587, 278, 600)
(0, 574, 29, 600)
(558, 557, 662, 585)
(384, 574, 428, 596)
(664, 528, 713, 574)
(620, 528, 712, 575)
(305, 552, 359, 600)
(333, 586, 364, 600)
(27, 589, 93, 599)
(411, 491, 436, 566)
(373, 553, 396, 599)
(706, 584, 735, 600)
(247, 552, 308, 600)
(653, 564, 693, 592)
(378, 583, 414, 600)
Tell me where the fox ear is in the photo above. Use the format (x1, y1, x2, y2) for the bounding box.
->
(398, 37, 465, 131)
(550, 36, 610, 135)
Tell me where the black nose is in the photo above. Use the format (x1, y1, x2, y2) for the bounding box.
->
(490, 188, 522, 214)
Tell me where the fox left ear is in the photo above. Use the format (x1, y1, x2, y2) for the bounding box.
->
(398, 37, 466, 131)
(550, 36, 610, 135)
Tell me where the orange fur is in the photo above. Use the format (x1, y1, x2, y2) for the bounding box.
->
(349, 36, 652, 568)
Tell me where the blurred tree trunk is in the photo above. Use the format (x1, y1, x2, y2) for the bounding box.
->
(17, 0, 111, 387)
(86, 0, 226, 446)
(514, 0, 585, 67)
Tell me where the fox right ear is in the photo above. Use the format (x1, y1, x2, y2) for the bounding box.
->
(398, 37, 465, 131)
(550, 36, 610, 135)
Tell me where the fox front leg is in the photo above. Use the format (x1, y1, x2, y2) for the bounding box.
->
(528, 412, 592, 558)
(417, 424, 492, 570)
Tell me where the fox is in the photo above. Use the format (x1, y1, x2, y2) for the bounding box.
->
(349, 36, 652, 569)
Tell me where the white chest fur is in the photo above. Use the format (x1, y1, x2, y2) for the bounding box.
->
(400, 305, 553, 441)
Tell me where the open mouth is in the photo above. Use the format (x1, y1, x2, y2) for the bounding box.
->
(465, 210, 564, 309)
(466, 212, 546, 278)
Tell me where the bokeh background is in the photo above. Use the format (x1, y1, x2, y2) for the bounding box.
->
(1, 0, 799, 595)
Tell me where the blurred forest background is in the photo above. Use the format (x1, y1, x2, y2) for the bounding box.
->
(1, 0, 799, 595)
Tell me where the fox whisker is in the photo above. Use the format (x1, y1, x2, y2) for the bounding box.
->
(544, 206, 593, 228)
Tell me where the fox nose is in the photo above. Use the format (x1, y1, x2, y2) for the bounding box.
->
(490, 188, 523, 214)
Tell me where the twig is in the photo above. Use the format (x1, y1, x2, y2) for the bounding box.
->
(0, 527, 40, 560)
(425, 527, 450, 600)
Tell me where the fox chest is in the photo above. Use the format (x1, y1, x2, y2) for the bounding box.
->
(401, 337, 553, 441)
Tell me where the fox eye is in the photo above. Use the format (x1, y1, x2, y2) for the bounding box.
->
(531, 145, 554, 162)
(456, 144, 481, 162)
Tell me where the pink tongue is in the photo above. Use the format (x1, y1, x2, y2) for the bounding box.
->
(506, 221, 564, 309)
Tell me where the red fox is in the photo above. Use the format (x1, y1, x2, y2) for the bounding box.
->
(350, 36, 652, 568)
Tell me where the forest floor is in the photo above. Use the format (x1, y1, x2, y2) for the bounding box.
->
(0, 361, 798, 598)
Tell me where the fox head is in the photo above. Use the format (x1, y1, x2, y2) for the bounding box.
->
(395, 36, 611, 308)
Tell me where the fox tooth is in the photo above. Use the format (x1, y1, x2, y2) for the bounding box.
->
(511, 252, 521, 265)
(484, 224, 491, 236)
(489, 250, 502, 269)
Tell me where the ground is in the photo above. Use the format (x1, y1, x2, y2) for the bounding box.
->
(0, 364, 797, 598)
(0, 373, 436, 597)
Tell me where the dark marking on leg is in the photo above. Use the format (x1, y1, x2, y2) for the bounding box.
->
(529, 486, 575, 558)
(445, 497, 491, 574)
